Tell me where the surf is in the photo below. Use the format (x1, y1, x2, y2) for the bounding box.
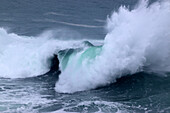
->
(0, 28, 102, 78)
(0, 0, 170, 94)
(55, 0, 170, 93)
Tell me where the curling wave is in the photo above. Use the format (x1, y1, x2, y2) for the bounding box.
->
(0, 28, 101, 78)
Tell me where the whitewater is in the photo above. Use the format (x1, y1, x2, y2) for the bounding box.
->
(0, 0, 170, 94)
(55, 0, 170, 93)
(0, 28, 102, 78)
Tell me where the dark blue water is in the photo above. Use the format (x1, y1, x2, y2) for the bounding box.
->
(0, 0, 170, 113)
(0, 0, 140, 39)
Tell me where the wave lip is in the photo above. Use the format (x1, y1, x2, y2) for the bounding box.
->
(55, 0, 170, 93)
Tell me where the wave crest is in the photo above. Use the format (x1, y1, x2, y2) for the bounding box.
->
(55, 0, 170, 93)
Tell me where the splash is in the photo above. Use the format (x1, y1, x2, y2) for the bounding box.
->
(0, 28, 101, 78)
(0, 28, 57, 78)
(55, 0, 170, 93)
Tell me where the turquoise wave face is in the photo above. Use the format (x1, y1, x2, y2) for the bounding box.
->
(58, 49, 75, 71)
(78, 46, 102, 66)
(58, 43, 102, 71)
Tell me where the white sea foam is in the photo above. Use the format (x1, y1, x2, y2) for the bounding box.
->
(0, 28, 57, 78)
(0, 28, 102, 78)
(55, 0, 170, 93)
(49, 100, 126, 113)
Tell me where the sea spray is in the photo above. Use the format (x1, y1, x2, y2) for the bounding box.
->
(0, 28, 58, 78)
(55, 0, 170, 93)
(0, 28, 101, 78)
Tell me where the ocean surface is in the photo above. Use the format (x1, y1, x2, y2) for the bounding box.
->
(0, 0, 170, 112)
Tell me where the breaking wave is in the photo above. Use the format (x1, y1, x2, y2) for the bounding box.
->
(0, 0, 170, 93)
(55, 0, 170, 93)
(0, 28, 101, 78)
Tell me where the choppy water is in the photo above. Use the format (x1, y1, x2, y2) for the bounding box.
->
(0, 0, 170, 112)
(1, 73, 170, 112)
